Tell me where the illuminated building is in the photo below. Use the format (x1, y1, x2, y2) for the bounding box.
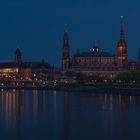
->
(72, 40, 118, 78)
(61, 17, 140, 78)
(0, 48, 53, 81)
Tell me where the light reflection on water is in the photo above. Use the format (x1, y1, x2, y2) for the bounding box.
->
(0, 90, 139, 140)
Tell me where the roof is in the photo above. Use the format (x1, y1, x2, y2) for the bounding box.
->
(0, 61, 53, 69)
(0, 62, 17, 68)
(21, 62, 52, 69)
(75, 51, 114, 57)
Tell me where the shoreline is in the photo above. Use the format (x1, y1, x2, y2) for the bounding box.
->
(0, 84, 139, 94)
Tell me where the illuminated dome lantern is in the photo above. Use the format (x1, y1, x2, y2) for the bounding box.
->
(92, 40, 100, 54)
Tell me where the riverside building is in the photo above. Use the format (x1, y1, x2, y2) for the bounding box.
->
(61, 17, 140, 79)
(0, 48, 53, 84)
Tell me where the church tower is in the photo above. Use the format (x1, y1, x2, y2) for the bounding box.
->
(117, 16, 128, 65)
(62, 27, 70, 70)
(15, 48, 22, 65)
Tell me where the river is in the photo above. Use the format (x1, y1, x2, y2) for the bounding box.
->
(0, 89, 139, 140)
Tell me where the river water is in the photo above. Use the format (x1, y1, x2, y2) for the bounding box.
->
(0, 89, 140, 140)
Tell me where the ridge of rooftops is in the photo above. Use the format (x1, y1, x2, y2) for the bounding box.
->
(0, 61, 52, 69)
(74, 51, 115, 57)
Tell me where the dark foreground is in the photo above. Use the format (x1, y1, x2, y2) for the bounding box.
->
(0, 89, 140, 140)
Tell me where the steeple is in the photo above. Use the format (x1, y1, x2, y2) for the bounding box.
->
(62, 25, 70, 70)
(117, 16, 128, 65)
(121, 16, 124, 30)
(120, 16, 125, 43)
(15, 48, 22, 65)
(63, 25, 69, 48)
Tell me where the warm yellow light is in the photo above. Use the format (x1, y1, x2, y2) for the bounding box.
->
(119, 46, 123, 49)
(0, 68, 18, 73)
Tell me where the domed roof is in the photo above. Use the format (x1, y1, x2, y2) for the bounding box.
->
(92, 40, 100, 53)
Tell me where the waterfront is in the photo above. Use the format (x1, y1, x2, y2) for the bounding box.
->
(0, 90, 140, 140)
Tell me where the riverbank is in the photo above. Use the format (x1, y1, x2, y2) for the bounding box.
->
(0, 83, 140, 94)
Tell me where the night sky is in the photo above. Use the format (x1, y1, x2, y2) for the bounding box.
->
(0, 0, 139, 67)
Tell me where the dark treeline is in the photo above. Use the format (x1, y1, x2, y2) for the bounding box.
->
(75, 71, 140, 84)
(114, 70, 140, 84)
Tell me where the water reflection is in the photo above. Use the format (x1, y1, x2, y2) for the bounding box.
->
(0, 90, 139, 140)
(0, 90, 21, 126)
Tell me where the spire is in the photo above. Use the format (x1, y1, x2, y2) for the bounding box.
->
(120, 16, 125, 42)
(63, 24, 69, 47)
(120, 16, 124, 30)
(117, 16, 128, 65)
(15, 48, 22, 64)
(62, 25, 70, 70)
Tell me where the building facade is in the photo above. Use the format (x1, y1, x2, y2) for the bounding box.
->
(61, 17, 140, 79)
(0, 48, 53, 84)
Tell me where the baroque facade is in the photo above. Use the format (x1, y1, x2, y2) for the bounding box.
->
(62, 17, 140, 78)
(0, 48, 53, 83)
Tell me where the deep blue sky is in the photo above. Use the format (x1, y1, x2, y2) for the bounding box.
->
(0, 0, 139, 66)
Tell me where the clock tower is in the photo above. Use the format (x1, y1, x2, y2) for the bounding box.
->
(117, 16, 128, 65)
(62, 28, 70, 70)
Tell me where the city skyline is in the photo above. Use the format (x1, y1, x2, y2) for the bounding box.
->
(0, 0, 140, 67)
(0, 17, 139, 67)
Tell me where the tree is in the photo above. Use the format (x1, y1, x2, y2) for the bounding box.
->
(114, 70, 140, 84)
